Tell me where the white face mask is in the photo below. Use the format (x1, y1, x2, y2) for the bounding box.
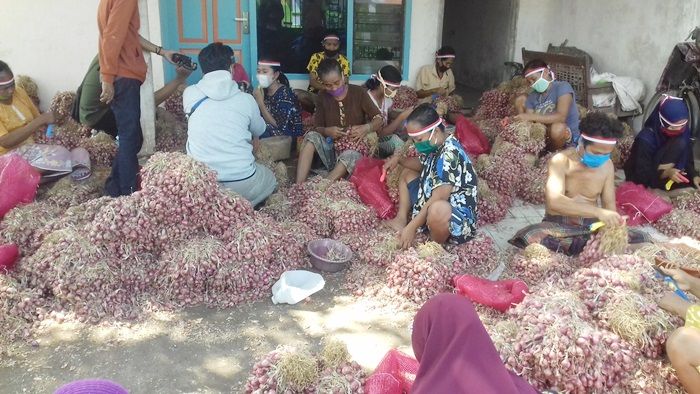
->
(257, 74, 272, 89)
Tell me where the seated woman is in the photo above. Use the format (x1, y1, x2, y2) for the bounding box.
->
(515, 59, 580, 151)
(412, 294, 538, 394)
(386, 104, 478, 248)
(658, 267, 700, 394)
(295, 32, 351, 113)
(624, 94, 699, 193)
(365, 65, 413, 157)
(0, 60, 90, 181)
(252, 59, 304, 138)
(414, 46, 463, 123)
(296, 58, 383, 184)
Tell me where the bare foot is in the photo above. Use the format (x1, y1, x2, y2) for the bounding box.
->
(384, 217, 407, 232)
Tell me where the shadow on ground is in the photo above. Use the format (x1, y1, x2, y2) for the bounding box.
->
(0, 273, 415, 394)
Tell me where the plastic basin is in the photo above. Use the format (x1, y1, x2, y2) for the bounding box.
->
(307, 239, 353, 273)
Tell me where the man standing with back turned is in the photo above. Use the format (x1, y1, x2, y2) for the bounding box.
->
(98, 0, 176, 196)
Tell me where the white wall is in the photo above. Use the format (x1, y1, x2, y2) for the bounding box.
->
(0, 0, 165, 109)
(407, 0, 444, 87)
(513, 0, 700, 113)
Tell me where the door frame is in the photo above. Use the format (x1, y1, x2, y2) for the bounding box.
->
(158, 0, 253, 83)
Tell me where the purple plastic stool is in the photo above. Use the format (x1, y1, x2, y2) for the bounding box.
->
(54, 379, 128, 394)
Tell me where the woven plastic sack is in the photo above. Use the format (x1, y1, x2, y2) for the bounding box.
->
(454, 115, 490, 157)
(0, 244, 19, 272)
(350, 157, 396, 219)
(616, 181, 673, 226)
(0, 153, 40, 219)
(453, 275, 528, 312)
(365, 349, 419, 394)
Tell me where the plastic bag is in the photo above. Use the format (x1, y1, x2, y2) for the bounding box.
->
(453, 275, 528, 312)
(350, 157, 396, 219)
(616, 182, 673, 226)
(271, 270, 325, 305)
(0, 153, 40, 219)
(453, 115, 490, 157)
(0, 243, 19, 272)
(365, 349, 419, 394)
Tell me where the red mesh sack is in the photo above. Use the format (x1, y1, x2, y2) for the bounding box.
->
(0, 243, 19, 272)
(365, 349, 419, 394)
(454, 115, 490, 157)
(616, 181, 673, 226)
(453, 274, 528, 312)
(350, 157, 397, 219)
(0, 153, 40, 219)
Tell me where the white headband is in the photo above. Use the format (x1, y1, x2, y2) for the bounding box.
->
(258, 61, 281, 67)
(436, 54, 455, 59)
(0, 77, 14, 87)
(374, 72, 401, 88)
(581, 133, 617, 145)
(323, 35, 340, 42)
(659, 113, 688, 128)
(524, 67, 547, 77)
(408, 118, 443, 137)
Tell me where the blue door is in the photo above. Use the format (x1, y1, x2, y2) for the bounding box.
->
(160, 0, 252, 85)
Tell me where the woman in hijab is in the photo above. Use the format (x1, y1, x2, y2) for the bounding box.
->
(411, 293, 538, 394)
(624, 94, 699, 193)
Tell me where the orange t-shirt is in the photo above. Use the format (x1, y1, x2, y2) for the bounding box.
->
(0, 87, 38, 155)
(97, 0, 147, 84)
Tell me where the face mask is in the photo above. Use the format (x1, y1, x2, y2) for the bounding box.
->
(256, 74, 272, 88)
(580, 144, 610, 168)
(438, 64, 450, 73)
(414, 130, 439, 155)
(531, 74, 550, 93)
(327, 83, 347, 98)
(661, 126, 686, 137)
(384, 86, 397, 98)
(324, 49, 339, 58)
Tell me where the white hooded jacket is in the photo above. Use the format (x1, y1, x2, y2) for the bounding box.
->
(184, 70, 266, 182)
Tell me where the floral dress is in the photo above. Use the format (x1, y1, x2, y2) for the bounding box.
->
(263, 85, 304, 137)
(412, 135, 478, 244)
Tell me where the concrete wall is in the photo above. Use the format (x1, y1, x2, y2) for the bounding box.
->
(513, 0, 700, 113)
(442, 0, 517, 90)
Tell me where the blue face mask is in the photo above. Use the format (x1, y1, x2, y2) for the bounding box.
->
(580, 148, 610, 168)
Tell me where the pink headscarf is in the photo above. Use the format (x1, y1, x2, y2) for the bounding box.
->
(411, 293, 537, 394)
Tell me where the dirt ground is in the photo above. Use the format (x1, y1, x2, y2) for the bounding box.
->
(0, 274, 416, 393)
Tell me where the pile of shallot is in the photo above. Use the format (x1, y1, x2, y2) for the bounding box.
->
(244, 340, 366, 394)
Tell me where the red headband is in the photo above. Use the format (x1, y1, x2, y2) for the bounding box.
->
(323, 35, 340, 42)
(408, 118, 443, 137)
(581, 133, 617, 145)
(0, 77, 14, 87)
(258, 60, 281, 67)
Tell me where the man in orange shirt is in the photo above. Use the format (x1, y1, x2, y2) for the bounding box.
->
(98, 0, 179, 196)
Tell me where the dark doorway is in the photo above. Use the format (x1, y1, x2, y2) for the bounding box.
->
(442, 0, 519, 108)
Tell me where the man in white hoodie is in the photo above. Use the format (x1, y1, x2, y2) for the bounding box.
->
(184, 43, 277, 206)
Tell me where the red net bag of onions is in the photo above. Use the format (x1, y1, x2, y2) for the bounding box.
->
(0, 153, 40, 219)
(615, 182, 673, 226)
(350, 157, 396, 219)
(453, 275, 528, 312)
(365, 349, 419, 394)
(452, 115, 490, 157)
(0, 243, 19, 272)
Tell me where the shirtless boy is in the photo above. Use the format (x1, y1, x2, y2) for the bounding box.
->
(510, 113, 650, 255)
